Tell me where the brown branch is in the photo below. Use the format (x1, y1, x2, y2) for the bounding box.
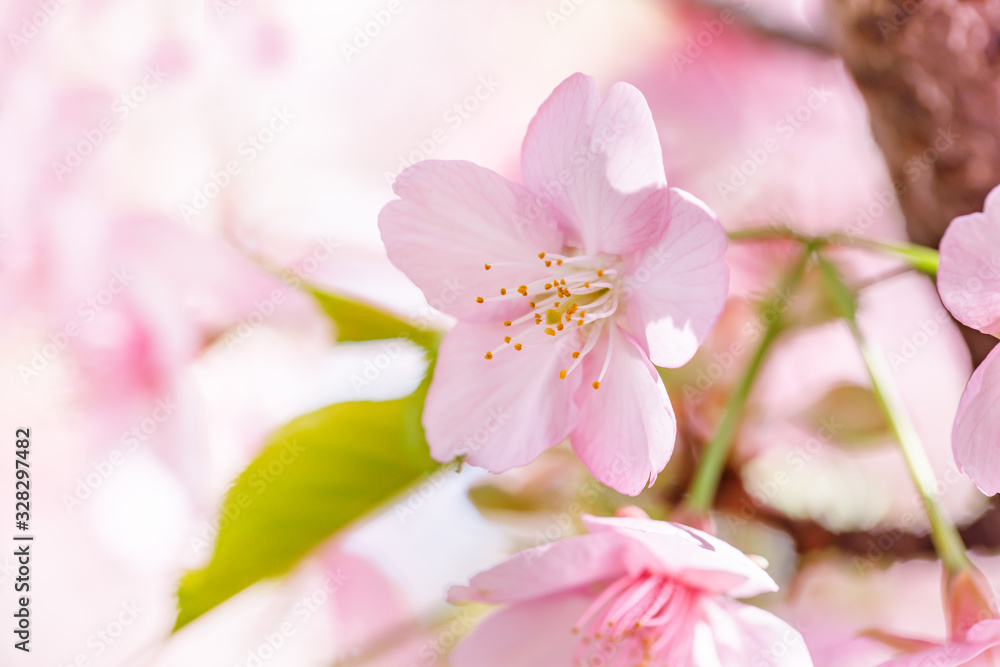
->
(824, 0, 1000, 363)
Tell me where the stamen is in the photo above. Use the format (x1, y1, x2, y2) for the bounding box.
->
(559, 370, 567, 379)
(504, 321, 512, 327)
(518, 285, 528, 296)
(500, 288, 507, 296)
(484, 263, 491, 270)
(538, 252, 545, 259)
(476, 297, 484, 303)
(484, 352, 493, 360)
(596, 327, 615, 387)
(504, 336, 511, 343)
(514, 343, 522, 351)
(544, 328, 556, 336)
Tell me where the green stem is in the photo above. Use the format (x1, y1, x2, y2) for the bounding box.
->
(855, 325, 970, 573)
(728, 226, 939, 276)
(683, 252, 809, 512)
(818, 256, 970, 573)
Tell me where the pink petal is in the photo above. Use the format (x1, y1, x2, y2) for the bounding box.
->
(422, 321, 581, 472)
(624, 188, 729, 368)
(378, 159, 564, 322)
(447, 531, 639, 605)
(570, 325, 676, 496)
(695, 598, 815, 666)
(953, 345, 1000, 495)
(878, 639, 1000, 667)
(521, 73, 669, 255)
(938, 187, 1000, 335)
(449, 592, 594, 667)
(582, 515, 778, 598)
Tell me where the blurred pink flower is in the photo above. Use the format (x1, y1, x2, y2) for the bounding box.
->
(938, 185, 1000, 495)
(877, 568, 1000, 666)
(378, 72, 729, 495)
(448, 513, 812, 666)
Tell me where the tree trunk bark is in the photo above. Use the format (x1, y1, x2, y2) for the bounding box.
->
(825, 0, 1000, 362)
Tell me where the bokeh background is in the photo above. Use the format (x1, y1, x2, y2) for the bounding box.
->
(1, 0, 997, 665)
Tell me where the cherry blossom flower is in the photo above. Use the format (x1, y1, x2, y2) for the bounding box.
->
(447, 513, 812, 666)
(938, 185, 1000, 495)
(876, 568, 1000, 666)
(378, 73, 729, 495)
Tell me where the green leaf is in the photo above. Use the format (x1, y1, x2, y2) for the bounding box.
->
(174, 396, 440, 631)
(309, 287, 440, 350)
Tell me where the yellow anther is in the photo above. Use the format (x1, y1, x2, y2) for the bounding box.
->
(556, 259, 563, 266)
(514, 343, 522, 351)
(545, 260, 552, 267)
(485, 352, 493, 360)
(518, 285, 528, 296)
(556, 322, 564, 331)
(545, 283, 553, 290)
(592, 381, 601, 389)
(538, 252, 546, 259)
(504, 320, 512, 327)
(559, 369, 567, 379)
(504, 336, 511, 343)
(597, 270, 604, 277)
(484, 263, 491, 270)
(476, 296, 484, 303)
(572, 351, 580, 359)
(529, 301, 536, 309)
(500, 288, 507, 296)
(544, 328, 556, 336)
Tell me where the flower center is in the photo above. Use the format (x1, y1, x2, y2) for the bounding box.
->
(571, 571, 697, 665)
(476, 251, 622, 388)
